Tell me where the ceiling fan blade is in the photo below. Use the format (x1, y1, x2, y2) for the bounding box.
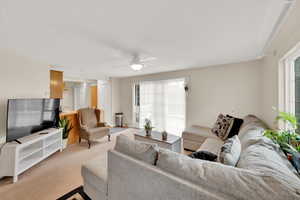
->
(140, 57, 157, 62)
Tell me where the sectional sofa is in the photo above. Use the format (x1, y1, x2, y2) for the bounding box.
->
(81, 115, 300, 200)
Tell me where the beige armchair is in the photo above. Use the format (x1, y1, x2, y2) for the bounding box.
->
(78, 108, 110, 148)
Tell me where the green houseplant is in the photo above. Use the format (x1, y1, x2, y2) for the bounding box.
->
(59, 117, 73, 149)
(264, 111, 300, 173)
(264, 111, 300, 153)
(144, 118, 154, 136)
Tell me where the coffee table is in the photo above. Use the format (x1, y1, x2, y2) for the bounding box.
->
(134, 130, 182, 153)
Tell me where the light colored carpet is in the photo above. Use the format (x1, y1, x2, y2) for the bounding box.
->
(0, 128, 137, 200)
(109, 127, 128, 135)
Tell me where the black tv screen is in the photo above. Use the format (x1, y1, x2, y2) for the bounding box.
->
(6, 98, 60, 142)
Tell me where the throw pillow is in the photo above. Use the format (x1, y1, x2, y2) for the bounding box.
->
(226, 115, 244, 138)
(219, 135, 241, 166)
(189, 150, 217, 161)
(291, 151, 300, 175)
(211, 114, 234, 140)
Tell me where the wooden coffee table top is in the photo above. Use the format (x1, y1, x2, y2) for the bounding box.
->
(134, 130, 181, 145)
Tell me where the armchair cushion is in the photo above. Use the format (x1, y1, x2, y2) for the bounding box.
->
(97, 122, 107, 127)
(78, 108, 98, 129)
(87, 127, 110, 135)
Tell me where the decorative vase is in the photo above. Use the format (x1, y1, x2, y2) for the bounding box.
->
(162, 131, 168, 140)
(145, 129, 152, 136)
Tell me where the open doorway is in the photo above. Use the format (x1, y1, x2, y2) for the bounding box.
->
(61, 80, 98, 112)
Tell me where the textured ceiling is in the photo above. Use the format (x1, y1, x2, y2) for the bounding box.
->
(0, 0, 293, 78)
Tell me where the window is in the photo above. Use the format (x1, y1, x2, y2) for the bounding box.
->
(279, 43, 300, 129)
(295, 57, 300, 127)
(134, 78, 186, 136)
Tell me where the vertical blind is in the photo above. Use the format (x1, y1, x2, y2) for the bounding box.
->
(139, 78, 186, 136)
(295, 57, 300, 131)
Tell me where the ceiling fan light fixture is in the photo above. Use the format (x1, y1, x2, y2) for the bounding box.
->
(131, 63, 143, 71)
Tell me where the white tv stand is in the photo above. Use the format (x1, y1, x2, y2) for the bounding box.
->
(0, 128, 63, 183)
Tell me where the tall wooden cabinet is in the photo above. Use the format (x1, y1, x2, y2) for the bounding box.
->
(90, 85, 98, 108)
(50, 70, 63, 99)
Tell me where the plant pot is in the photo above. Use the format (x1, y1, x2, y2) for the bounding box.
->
(62, 139, 68, 149)
(145, 129, 152, 136)
(162, 131, 168, 140)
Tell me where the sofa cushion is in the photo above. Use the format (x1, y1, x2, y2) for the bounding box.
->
(240, 115, 267, 130)
(238, 115, 267, 140)
(81, 156, 107, 193)
(114, 134, 158, 165)
(157, 148, 206, 182)
(238, 126, 265, 150)
(237, 115, 267, 150)
(219, 135, 241, 166)
(157, 148, 300, 199)
(237, 136, 300, 186)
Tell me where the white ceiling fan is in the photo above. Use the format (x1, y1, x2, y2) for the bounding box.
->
(129, 53, 156, 71)
(48, 27, 158, 72)
(72, 28, 157, 71)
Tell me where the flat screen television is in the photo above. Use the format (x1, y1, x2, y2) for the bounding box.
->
(6, 98, 60, 142)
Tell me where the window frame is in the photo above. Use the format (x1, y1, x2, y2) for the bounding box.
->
(278, 42, 300, 129)
(132, 77, 189, 132)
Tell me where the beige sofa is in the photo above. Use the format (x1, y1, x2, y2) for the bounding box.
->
(81, 115, 300, 200)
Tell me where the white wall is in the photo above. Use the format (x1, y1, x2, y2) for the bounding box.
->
(262, 1, 300, 127)
(111, 78, 121, 125)
(119, 59, 263, 128)
(98, 80, 113, 125)
(0, 49, 49, 142)
(62, 82, 75, 112)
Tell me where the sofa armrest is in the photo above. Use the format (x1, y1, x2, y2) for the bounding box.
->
(183, 125, 216, 137)
(182, 125, 218, 143)
(191, 125, 211, 130)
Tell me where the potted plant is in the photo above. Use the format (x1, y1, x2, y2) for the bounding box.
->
(144, 119, 154, 136)
(59, 117, 73, 149)
(264, 111, 300, 173)
(162, 130, 168, 140)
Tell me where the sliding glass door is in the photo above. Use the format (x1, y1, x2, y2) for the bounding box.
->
(137, 78, 186, 136)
